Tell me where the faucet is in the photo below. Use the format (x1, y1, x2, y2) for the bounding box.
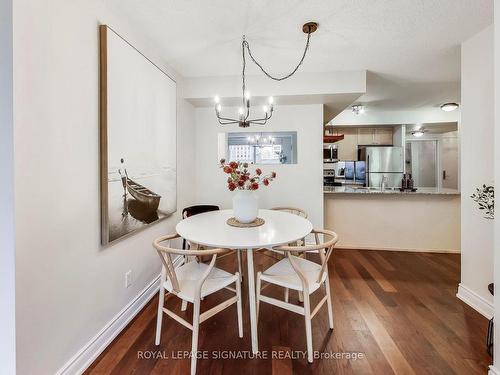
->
(380, 175, 388, 191)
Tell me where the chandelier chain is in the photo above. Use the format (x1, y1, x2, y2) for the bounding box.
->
(217, 24, 316, 127)
(242, 31, 311, 84)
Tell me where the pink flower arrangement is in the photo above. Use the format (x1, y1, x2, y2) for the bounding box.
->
(219, 159, 276, 191)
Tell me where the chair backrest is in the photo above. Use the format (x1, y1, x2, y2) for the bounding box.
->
(273, 229, 338, 288)
(182, 205, 220, 219)
(181, 205, 220, 249)
(271, 206, 308, 219)
(153, 233, 228, 294)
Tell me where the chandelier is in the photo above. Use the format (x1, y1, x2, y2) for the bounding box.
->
(214, 22, 318, 128)
(247, 133, 275, 146)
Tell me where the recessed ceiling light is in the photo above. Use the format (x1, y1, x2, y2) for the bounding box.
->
(440, 102, 459, 112)
(352, 104, 365, 115)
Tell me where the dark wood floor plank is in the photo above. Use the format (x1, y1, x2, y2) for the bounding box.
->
(351, 250, 398, 293)
(85, 250, 491, 375)
(271, 346, 293, 375)
(337, 258, 416, 374)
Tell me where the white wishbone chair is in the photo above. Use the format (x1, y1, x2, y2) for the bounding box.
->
(269, 207, 309, 302)
(181, 206, 243, 289)
(256, 229, 338, 363)
(269, 207, 308, 253)
(271, 206, 308, 219)
(153, 234, 243, 375)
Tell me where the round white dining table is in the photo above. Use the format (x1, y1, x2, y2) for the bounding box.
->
(176, 209, 313, 353)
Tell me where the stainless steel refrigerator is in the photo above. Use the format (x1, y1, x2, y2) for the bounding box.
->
(358, 146, 404, 188)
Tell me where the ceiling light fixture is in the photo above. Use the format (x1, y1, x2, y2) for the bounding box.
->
(214, 22, 318, 128)
(247, 133, 275, 146)
(411, 129, 425, 137)
(351, 104, 365, 115)
(440, 102, 459, 112)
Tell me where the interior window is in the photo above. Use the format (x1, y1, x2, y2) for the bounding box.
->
(228, 145, 254, 164)
(221, 131, 297, 165)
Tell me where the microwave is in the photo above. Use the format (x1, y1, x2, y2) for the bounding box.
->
(323, 144, 338, 162)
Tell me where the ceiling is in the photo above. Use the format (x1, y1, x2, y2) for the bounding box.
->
(106, 0, 492, 115)
(106, 0, 492, 82)
(358, 72, 461, 111)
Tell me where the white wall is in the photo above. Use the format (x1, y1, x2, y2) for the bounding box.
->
(12, 1, 195, 374)
(493, 2, 500, 372)
(0, 0, 16, 373)
(194, 104, 324, 228)
(330, 107, 459, 126)
(325, 194, 460, 252)
(459, 25, 494, 318)
(183, 71, 366, 103)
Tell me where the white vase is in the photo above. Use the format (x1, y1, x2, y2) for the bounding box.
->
(232, 190, 258, 223)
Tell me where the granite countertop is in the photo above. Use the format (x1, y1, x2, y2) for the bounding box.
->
(324, 186, 461, 195)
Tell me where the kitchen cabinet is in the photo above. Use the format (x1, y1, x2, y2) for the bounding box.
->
(327, 126, 394, 162)
(374, 128, 393, 145)
(336, 128, 358, 160)
(357, 128, 393, 145)
(357, 128, 374, 145)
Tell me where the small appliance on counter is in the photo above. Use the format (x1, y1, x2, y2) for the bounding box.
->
(400, 173, 417, 192)
(337, 160, 365, 185)
(323, 163, 342, 187)
(323, 143, 338, 162)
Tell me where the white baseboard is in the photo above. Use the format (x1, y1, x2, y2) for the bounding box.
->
(55, 274, 161, 375)
(489, 365, 500, 375)
(336, 244, 460, 254)
(55, 256, 185, 375)
(456, 283, 494, 319)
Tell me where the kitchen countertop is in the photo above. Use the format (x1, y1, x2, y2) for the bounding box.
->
(324, 186, 461, 195)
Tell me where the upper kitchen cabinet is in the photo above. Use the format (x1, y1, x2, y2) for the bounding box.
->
(374, 128, 393, 145)
(357, 128, 374, 145)
(357, 128, 393, 145)
(325, 126, 394, 160)
(334, 127, 358, 160)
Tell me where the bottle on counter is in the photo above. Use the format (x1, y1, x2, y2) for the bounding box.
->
(408, 174, 414, 190)
(401, 174, 408, 190)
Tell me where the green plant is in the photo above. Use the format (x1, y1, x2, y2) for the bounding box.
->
(471, 184, 494, 219)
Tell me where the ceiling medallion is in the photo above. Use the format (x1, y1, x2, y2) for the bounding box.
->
(214, 22, 318, 128)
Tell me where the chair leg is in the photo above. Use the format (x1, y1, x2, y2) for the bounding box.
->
(155, 275, 166, 345)
(256, 272, 262, 323)
(181, 300, 188, 312)
(303, 292, 313, 363)
(284, 288, 289, 303)
(236, 273, 243, 338)
(325, 274, 334, 329)
(191, 298, 201, 375)
(237, 251, 243, 282)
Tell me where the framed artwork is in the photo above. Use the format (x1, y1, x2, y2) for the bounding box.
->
(99, 25, 177, 245)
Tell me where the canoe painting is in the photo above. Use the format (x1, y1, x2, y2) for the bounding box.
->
(100, 25, 176, 244)
(126, 178, 161, 211)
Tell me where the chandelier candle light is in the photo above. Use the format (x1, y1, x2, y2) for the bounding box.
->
(219, 159, 276, 223)
(214, 22, 318, 128)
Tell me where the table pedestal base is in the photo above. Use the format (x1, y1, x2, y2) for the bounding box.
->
(246, 248, 259, 353)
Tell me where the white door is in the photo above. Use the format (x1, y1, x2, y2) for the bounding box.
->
(441, 137, 459, 189)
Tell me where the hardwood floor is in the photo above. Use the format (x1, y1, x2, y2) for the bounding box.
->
(85, 250, 491, 375)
